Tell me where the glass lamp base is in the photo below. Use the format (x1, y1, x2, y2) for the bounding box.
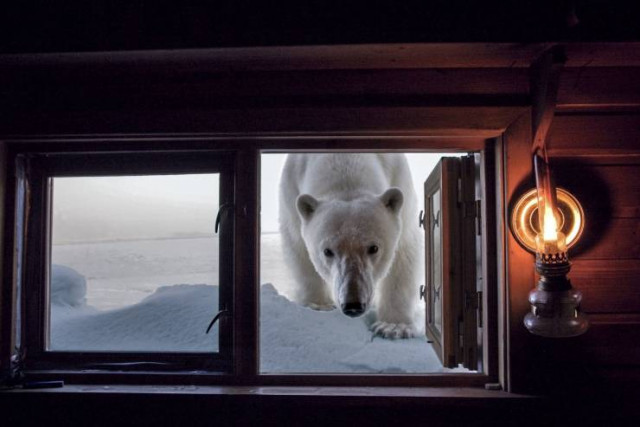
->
(524, 287, 589, 338)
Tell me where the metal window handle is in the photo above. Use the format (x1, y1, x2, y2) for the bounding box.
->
(206, 309, 231, 334)
(214, 203, 234, 234)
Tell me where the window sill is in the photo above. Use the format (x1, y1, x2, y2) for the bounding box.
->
(2, 384, 528, 399)
(1, 384, 552, 425)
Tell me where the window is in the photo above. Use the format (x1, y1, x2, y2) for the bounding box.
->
(423, 155, 483, 369)
(259, 152, 482, 374)
(16, 150, 235, 372)
(49, 173, 221, 352)
(4, 138, 496, 386)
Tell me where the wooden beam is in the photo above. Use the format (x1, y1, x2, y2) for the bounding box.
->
(2, 43, 639, 72)
(502, 113, 536, 393)
(0, 44, 550, 71)
(1, 107, 526, 137)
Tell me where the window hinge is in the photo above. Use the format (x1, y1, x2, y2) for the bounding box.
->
(458, 319, 464, 350)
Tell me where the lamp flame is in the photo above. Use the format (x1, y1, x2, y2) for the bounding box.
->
(533, 150, 567, 255)
(542, 203, 559, 243)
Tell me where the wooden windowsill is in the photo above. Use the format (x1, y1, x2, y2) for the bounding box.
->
(2, 384, 530, 400)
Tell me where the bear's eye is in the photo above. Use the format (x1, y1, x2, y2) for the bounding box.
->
(323, 248, 335, 257)
(367, 245, 379, 255)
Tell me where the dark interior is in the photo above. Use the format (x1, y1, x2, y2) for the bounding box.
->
(2, 2, 640, 425)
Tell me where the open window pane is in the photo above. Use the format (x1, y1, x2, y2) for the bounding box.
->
(259, 152, 476, 374)
(424, 156, 481, 369)
(48, 174, 221, 353)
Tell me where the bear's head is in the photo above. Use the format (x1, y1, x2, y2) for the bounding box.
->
(296, 188, 404, 318)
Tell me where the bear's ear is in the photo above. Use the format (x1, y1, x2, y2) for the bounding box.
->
(296, 194, 320, 222)
(379, 188, 404, 214)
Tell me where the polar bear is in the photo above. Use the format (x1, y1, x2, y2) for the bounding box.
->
(279, 153, 423, 338)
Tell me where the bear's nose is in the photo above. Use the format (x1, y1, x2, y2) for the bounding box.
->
(341, 302, 366, 317)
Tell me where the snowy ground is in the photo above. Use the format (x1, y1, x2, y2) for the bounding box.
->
(51, 234, 454, 373)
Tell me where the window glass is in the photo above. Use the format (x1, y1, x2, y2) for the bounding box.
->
(48, 174, 221, 353)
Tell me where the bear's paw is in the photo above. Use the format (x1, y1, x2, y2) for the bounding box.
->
(371, 321, 418, 339)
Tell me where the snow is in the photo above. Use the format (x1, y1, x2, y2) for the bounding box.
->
(44, 154, 471, 373)
(50, 254, 450, 373)
(52, 283, 219, 353)
(50, 264, 88, 307)
(259, 283, 443, 373)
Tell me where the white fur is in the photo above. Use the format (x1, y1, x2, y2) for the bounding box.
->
(279, 154, 423, 338)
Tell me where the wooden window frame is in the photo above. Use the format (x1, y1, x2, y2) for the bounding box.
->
(1, 136, 499, 388)
(13, 146, 237, 374)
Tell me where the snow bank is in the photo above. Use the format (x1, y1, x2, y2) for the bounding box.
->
(51, 283, 219, 352)
(260, 283, 442, 373)
(51, 266, 447, 373)
(50, 264, 88, 307)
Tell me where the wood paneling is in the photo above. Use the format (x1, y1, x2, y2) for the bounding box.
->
(595, 166, 640, 218)
(553, 160, 640, 314)
(548, 114, 640, 157)
(556, 163, 640, 219)
(564, 43, 640, 68)
(540, 95, 640, 389)
(572, 260, 640, 314)
(558, 68, 640, 108)
(508, 79, 640, 391)
(580, 320, 640, 366)
(574, 219, 640, 259)
(3, 69, 531, 104)
(1, 43, 640, 396)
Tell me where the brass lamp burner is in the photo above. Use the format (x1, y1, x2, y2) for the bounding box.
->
(510, 188, 584, 254)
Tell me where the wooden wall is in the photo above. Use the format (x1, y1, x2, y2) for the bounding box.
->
(506, 61, 640, 393)
(549, 109, 640, 372)
(1, 44, 640, 400)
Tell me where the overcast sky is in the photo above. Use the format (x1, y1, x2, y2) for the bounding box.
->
(52, 153, 462, 243)
(52, 174, 221, 244)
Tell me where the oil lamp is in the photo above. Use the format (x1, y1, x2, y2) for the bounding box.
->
(512, 151, 589, 338)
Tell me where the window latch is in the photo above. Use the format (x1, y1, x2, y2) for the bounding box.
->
(214, 203, 235, 234)
(206, 308, 231, 334)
